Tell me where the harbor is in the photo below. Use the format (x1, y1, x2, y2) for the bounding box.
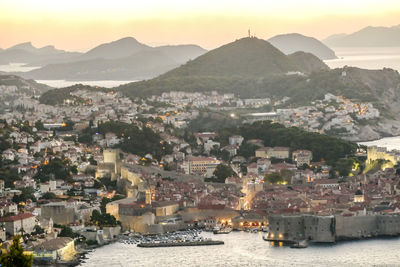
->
(78, 231, 400, 266)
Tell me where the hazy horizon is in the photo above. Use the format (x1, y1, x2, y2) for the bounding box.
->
(1, 0, 400, 51)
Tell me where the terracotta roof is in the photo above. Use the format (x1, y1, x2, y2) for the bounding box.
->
(0, 213, 35, 222)
(34, 237, 73, 251)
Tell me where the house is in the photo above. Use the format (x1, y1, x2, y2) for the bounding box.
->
(185, 156, 220, 176)
(247, 162, 258, 175)
(203, 139, 220, 154)
(314, 179, 340, 189)
(257, 158, 271, 172)
(222, 145, 237, 157)
(255, 147, 270, 158)
(0, 213, 36, 235)
(268, 147, 290, 159)
(194, 132, 217, 145)
(292, 150, 313, 167)
(229, 135, 244, 146)
(0, 179, 4, 194)
(32, 237, 76, 262)
(2, 149, 15, 161)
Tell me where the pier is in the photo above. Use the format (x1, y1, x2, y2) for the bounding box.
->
(137, 240, 224, 247)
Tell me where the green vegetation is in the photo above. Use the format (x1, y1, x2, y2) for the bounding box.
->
(117, 37, 327, 99)
(363, 159, 392, 174)
(79, 121, 171, 160)
(0, 126, 20, 188)
(188, 111, 240, 133)
(205, 164, 235, 183)
(57, 225, 78, 238)
(32, 225, 45, 236)
(90, 210, 120, 227)
(218, 121, 358, 168)
(265, 172, 284, 184)
(0, 235, 33, 267)
(41, 192, 57, 199)
(100, 195, 125, 213)
(39, 84, 108, 105)
(12, 187, 37, 203)
(34, 158, 77, 183)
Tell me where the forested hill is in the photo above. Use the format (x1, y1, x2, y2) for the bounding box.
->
(117, 37, 328, 98)
(217, 120, 358, 166)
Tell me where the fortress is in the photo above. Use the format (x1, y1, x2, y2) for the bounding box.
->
(367, 146, 400, 165)
(267, 214, 400, 243)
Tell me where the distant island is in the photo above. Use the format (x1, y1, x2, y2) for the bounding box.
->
(323, 24, 400, 47)
(1, 37, 207, 81)
(267, 33, 337, 60)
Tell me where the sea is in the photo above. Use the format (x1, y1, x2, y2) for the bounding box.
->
(324, 46, 400, 71)
(34, 80, 136, 88)
(359, 136, 400, 151)
(79, 231, 400, 267)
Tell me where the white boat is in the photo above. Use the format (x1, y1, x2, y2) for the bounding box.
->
(290, 240, 309, 249)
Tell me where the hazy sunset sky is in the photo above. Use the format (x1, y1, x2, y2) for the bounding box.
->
(1, 0, 400, 51)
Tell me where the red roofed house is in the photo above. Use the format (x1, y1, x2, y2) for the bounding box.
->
(194, 132, 217, 145)
(0, 213, 36, 235)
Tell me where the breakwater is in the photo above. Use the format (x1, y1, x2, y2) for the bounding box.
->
(137, 240, 224, 247)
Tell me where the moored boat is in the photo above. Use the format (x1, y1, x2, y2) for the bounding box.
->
(290, 240, 309, 249)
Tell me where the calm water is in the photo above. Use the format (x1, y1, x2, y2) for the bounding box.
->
(35, 80, 136, 88)
(0, 62, 40, 72)
(325, 47, 400, 71)
(79, 232, 400, 266)
(359, 136, 400, 151)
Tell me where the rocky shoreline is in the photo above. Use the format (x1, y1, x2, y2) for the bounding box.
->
(341, 120, 400, 142)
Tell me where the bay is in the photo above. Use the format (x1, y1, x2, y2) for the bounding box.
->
(358, 136, 400, 151)
(35, 80, 136, 88)
(79, 232, 400, 267)
(0, 62, 40, 72)
(325, 47, 400, 71)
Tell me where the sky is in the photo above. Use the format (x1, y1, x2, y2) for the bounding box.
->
(0, 0, 400, 51)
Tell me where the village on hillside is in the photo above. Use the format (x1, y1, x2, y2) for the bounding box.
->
(0, 83, 398, 263)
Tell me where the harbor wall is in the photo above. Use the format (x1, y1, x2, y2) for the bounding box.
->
(268, 214, 400, 243)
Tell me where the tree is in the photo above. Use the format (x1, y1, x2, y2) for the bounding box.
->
(100, 195, 125, 213)
(34, 158, 76, 183)
(34, 120, 45, 131)
(265, 172, 283, 184)
(90, 210, 119, 227)
(0, 235, 33, 267)
(41, 192, 57, 200)
(12, 187, 37, 203)
(212, 164, 235, 183)
(58, 225, 77, 238)
(221, 150, 231, 162)
(32, 225, 45, 235)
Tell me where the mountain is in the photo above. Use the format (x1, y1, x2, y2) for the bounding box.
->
(288, 51, 329, 73)
(7, 42, 38, 53)
(0, 42, 82, 66)
(21, 50, 179, 80)
(268, 33, 337, 60)
(153, 45, 207, 64)
(18, 38, 207, 80)
(0, 74, 52, 94)
(116, 37, 329, 98)
(80, 37, 151, 60)
(323, 25, 400, 47)
(158, 37, 300, 78)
